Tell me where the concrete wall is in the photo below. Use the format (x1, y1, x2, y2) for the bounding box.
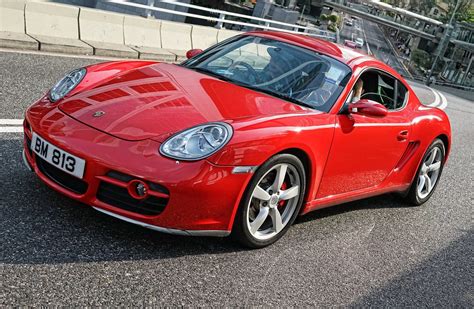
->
(191, 25, 218, 50)
(26, 1, 80, 39)
(0, 0, 243, 59)
(124, 15, 161, 48)
(79, 8, 125, 44)
(0, 0, 27, 33)
(161, 21, 192, 51)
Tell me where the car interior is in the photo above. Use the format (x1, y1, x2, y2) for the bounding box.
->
(351, 70, 408, 110)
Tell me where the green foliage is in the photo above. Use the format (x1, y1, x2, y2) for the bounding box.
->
(468, 8, 474, 23)
(411, 49, 433, 69)
(327, 23, 337, 32)
(320, 14, 328, 21)
(411, 0, 436, 14)
(446, 0, 473, 22)
(328, 14, 339, 23)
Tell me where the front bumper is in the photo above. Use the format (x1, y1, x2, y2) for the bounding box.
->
(23, 109, 254, 236)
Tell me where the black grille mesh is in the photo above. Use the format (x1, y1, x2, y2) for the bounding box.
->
(36, 157, 88, 194)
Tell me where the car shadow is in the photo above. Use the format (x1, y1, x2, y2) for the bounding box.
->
(350, 229, 473, 307)
(295, 193, 410, 226)
(2, 138, 412, 265)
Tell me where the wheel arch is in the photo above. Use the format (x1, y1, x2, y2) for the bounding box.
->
(276, 147, 312, 203)
(436, 133, 450, 161)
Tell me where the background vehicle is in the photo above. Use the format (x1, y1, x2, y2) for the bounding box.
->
(355, 37, 364, 48)
(344, 40, 357, 49)
(23, 32, 451, 248)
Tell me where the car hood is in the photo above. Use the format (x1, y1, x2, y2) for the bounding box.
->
(58, 63, 313, 142)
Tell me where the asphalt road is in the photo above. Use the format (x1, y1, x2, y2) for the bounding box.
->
(340, 16, 411, 78)
(1, 50, 473, 307)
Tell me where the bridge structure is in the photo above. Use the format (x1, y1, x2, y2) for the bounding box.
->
(323, 0, 437, 41)
(323, 0, 473, 87)
(323, 0, 474, 51)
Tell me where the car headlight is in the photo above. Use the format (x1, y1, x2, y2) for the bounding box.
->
(48, 68, 86, 102)
(160, 122, 233, 161)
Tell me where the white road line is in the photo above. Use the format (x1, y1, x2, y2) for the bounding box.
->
(427, 87, 441, 107)
(0, 126, 23, 133)
(0, 48, 117, 61)
(437, 89, 448, 110)
(425, 87, 448, 110)
(0, 119, 23, 125)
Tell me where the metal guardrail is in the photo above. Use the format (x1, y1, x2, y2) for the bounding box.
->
(106, 0, 336, 41)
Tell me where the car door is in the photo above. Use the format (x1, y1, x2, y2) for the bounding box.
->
(316, 69, 411, 198)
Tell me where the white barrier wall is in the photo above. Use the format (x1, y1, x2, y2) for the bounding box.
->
(0, 0, 38, 50)
(124, 15, 161, 49)
(160, 21, 192, 60)
(217, 29, 242, 43)
(79, 8, 137, 58)
(191, 25, 218, 50)
(25, 1, 92, 54)
(0, 0, 245, 59)
(123, 15, 175, 61)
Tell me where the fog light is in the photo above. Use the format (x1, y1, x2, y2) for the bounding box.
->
(127, 180, 149, 199)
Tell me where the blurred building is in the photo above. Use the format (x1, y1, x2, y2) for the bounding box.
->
(440, 22, 474, 86)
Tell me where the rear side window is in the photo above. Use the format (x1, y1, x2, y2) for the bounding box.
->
(356, 70, 408, 110)
(395, 80, 408, 109)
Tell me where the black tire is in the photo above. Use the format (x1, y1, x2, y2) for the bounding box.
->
(405, 138, 445, 206)
(231, 154, 306, 248)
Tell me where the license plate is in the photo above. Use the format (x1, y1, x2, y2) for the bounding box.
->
(31, 132, 86, 179)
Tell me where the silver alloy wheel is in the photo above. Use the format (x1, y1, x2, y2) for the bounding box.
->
(417, 147, 443, 199)
(246, 163, 301, 240)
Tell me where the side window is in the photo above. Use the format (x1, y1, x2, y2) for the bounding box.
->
(377, 73, 396, 109)
(355, 70, 406, 111)
(395, 80, 408, 109)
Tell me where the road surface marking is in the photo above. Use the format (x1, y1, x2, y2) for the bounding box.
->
(0, 119, 23, 125)
(0, 127, 23, 133)
(0, 48, 115, 61)
(425, 88, 448, 110)
(427, 88, 441, 107)
(437, 90, 448, 110)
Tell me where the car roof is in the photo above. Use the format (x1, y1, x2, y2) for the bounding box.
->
(246, 31, 388, 71)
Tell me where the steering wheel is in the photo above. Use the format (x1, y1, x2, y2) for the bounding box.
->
(228, 61, 259, 83)
(361, 92, 395, 109)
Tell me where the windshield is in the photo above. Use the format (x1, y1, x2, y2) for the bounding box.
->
(183, 35, 351, 112)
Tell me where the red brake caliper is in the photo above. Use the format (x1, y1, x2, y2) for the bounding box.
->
(278, 182, 287, 209)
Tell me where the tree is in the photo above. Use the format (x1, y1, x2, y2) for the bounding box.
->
(410, 0, 436, 15)
(328, 14, 339, 23)
(411, 49, 433, 69)
(440, 0, 473, 23)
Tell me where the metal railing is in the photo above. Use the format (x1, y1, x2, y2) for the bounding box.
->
(106, 0, 336, 41)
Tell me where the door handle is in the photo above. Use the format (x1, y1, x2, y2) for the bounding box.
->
(397, 130, 409, 141)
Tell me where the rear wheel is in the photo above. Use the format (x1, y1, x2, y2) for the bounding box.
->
(232, 154, 306, 248)
(405, 139, 445, 206)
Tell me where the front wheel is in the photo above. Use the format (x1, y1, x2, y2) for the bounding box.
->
(405, 138, 445, 206)
(232, 154, 306, 248)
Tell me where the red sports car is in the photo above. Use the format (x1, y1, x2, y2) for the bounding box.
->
(23, 31, 451, 248)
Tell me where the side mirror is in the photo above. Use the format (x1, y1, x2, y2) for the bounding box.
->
(349, 99, 388, 117)
(186, 49, 203, 59)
